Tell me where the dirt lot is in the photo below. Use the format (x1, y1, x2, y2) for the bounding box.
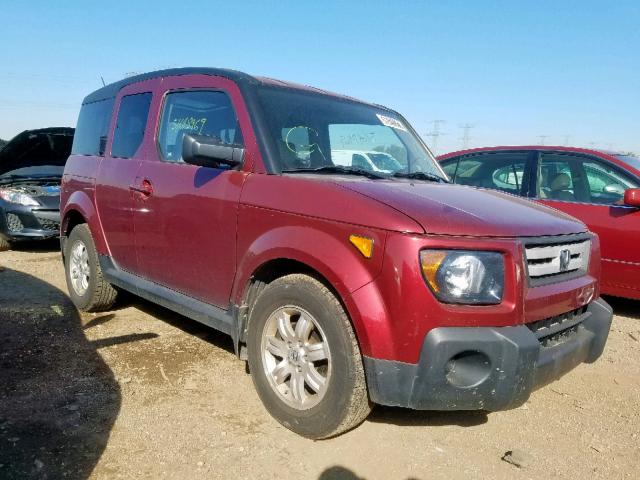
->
(1, 243, 639, 480)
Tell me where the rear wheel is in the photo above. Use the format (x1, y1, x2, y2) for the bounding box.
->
(247, 274, 371, 439)
(64, 224, 117, 311)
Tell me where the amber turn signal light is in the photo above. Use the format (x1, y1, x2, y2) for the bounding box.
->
(420, 250, 448, 292)
(349, 234, 374, 258)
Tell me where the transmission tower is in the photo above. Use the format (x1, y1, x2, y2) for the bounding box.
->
(563, 135, 571, 146)
(459, 124, 475, 149)
(538, 135, 549, 145)
(425, 120, 446, 154)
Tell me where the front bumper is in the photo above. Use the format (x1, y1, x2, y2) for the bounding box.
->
(0, 205, 60, 242)
(363, 297, 612, 411)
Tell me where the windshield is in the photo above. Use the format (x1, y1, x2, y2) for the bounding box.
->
(256, 87, 445, 179)
(615, 154, 640, 172)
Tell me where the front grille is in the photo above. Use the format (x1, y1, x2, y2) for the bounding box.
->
(6, 213, 24, 232)
(524, 237, 590, 285)
(526, 306, 587, 347)
(37, 218, 59, 231)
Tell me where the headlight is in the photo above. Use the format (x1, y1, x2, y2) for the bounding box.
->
(420, 250, 504, 304)
(0, 188, 39, 206)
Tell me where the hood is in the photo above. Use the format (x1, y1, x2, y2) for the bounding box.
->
(339, 180, 587, 237)
(0, 127, 74, 177)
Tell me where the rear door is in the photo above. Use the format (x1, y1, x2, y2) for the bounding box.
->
(95, 80, 156, 273)
(535, 151, 640, 295)
(133, 75, 255, 308)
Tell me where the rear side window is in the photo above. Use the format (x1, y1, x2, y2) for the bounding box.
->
(71, 98, 114, 156)
(111, 93, 152, 159)
(447, 152, 530, 196)
(157, 90, 243, 163)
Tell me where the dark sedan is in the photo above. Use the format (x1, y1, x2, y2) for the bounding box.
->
(0, 127, 74, 250)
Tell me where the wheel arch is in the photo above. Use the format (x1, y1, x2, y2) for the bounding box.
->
(233, 246, 381, 360)
(61, 190, 108, 255)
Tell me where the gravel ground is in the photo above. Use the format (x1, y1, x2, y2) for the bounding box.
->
(1, 242, 639, 479)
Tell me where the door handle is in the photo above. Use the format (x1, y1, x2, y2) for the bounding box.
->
(129, 179, 153, 197)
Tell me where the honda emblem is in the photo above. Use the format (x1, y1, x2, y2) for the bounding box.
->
(559, 249, 571, 272)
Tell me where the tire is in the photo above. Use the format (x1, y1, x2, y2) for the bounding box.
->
(0, 237, 10, 252)
(247, 274, 371, 439)
(64, 224, 117, 312)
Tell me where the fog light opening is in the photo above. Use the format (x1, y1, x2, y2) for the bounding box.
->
(445, 351, 492, 388)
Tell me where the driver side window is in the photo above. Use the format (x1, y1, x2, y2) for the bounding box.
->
(538, 153, 638, 204)
(157, 90, 243, 163)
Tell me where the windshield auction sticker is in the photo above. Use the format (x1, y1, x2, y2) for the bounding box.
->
(376, 114, 408, 132)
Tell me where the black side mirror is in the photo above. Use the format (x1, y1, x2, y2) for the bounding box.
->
(182, 134, 243, 168)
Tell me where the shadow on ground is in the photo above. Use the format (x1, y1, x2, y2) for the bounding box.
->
(604, 295, 640, 320)
(368, 405, 488, 427)
(126, 296, 236, 355)
(0, 268, 135, 479)
(6, 238, 60, 254)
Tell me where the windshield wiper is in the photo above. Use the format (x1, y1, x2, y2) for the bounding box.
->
(282, 166, 387, 180)
(392, 171, 448, 183)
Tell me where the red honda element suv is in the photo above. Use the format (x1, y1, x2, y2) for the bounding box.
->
(61, 68, 612, 438)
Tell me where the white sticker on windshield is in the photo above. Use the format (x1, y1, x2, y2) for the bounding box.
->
(376, 113, 407, 132)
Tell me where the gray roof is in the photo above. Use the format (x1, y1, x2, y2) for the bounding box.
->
(83, 67, 258, 104)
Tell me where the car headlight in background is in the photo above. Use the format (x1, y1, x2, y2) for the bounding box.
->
(0, 188, 40, 206)
(420, 250, 504, 304)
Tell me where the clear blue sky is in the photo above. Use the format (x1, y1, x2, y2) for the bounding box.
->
(0, 0, 638, 154)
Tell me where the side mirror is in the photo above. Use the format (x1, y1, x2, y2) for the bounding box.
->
(182, 134, 243, 168)
(623, 188, 640, 207)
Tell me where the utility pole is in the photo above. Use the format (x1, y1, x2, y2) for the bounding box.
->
(425, 120, 446, 155)
(459, 123, 475, 149)
(538, 135, 549, 146)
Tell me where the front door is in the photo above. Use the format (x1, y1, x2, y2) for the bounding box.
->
(535, 151, 640, 296)
(95, 80, 156, 273)
(133, 75, 253, 308)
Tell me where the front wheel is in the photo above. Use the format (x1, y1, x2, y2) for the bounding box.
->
(247, 274, 371, 439)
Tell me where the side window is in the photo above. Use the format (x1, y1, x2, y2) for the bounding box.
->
(583, 160, 637, 205)
(538, 154, 579, 201)
(536, 153, 634, 204)
(440, 159, 459, 177)
(449, 153, 529, 196)
(352, 154, 370, 170)
(158, 90, 243, 163)
(71, 98, 115, 156)
(111, 93, 152, 158)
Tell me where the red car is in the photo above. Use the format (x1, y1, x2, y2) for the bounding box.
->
(439, 146, 640, 300)
(61, 69, 612, 438)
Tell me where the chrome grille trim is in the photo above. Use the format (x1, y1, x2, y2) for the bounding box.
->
(525, 240, 591, 278)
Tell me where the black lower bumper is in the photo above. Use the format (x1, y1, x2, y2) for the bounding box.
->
(0, 206, 60, 242)
(364, 297, 613, 411)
